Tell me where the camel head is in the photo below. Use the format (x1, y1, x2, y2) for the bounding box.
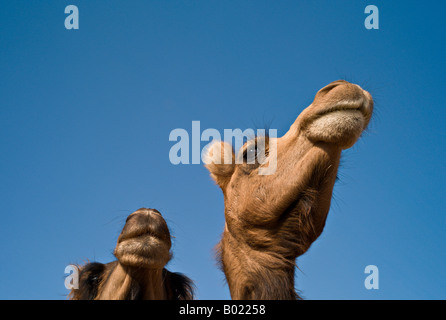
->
(69, 208, 194, 300)
(114, 208, 172, 269)
(204, 80, 373, 299)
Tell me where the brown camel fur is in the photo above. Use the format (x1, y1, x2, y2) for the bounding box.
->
(204, 80, 373, 299)
(68, 208, 194, 300)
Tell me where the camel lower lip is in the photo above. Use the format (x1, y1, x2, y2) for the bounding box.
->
(318, 106, 362, 116)
(118, 231, 165, 243)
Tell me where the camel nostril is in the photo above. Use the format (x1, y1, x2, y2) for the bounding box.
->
(126, 208, 163, 223)
(147, 208, 162, 217)
(136, 208, 162, 216)
(316, 80, 349, 98)
(330, 79, 349, 86)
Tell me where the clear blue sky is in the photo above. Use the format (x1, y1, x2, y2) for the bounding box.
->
(1, 1, 445, 300)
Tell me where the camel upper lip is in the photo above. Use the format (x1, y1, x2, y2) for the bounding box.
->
(119, 216, 169, 243)
(118, 227, 170, 244)
(316, 102, 365, 117)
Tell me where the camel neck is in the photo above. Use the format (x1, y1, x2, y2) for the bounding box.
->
(219, 228, 300, 300)
(97, 263, 167, 300)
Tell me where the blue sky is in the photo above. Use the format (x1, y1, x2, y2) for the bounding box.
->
(0, 1, 445, 299)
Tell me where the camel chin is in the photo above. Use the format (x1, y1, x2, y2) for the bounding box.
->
(114, 208, 172, 269)
(305, 109, 365, 149)
(114, 234, 172, 269)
